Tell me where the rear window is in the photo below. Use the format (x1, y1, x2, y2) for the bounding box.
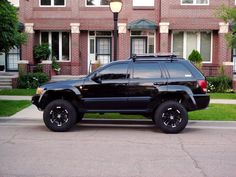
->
(165, 62, 193, 78)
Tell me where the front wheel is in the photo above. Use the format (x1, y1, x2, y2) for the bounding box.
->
(43, 99, 77, 132)
(154, 101, 188, 134)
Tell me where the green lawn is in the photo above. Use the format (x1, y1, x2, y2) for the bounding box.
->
(0, 89, 36, 96)
(0, 100, 31, 117)
(189, 104, 236, 121)
(85, 104, 236, 121)
(209, 93, 236, 99)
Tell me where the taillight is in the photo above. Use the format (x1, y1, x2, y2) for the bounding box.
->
(198, 80, 207, 93)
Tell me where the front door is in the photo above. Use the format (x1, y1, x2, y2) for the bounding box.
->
(81, 62, 130, 111)
(88, 31, 112, 73)
(6, 47, 20, 71)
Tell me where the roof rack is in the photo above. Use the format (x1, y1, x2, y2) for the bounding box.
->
(130, 53, 177, 61)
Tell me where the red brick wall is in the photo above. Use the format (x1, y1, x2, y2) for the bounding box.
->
(19, 0, 235, 77)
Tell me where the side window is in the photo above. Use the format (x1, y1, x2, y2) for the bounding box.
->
(133, 62, 162, 79)
(98, 63, 129, 80)
(165, 62, 193, 78)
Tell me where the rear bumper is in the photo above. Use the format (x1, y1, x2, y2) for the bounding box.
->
(194, 94, 210, 110)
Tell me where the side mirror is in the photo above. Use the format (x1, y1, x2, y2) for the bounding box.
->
(91, 73, 102, 84)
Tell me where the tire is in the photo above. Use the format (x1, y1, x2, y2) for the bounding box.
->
(43, 99, 77, 132)
(154, 101, 188, 134)
(76, 112, 84, 123)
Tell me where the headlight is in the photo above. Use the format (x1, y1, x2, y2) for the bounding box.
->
(36, 87, 45, 95)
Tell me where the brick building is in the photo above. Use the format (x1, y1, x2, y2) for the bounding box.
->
(1, 0, 236, 88)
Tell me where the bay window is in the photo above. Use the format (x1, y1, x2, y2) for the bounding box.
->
(40, 32, 70, 61)
(172, 31, 212, 62)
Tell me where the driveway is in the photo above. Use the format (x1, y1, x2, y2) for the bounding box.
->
(0, 118, 236, 177)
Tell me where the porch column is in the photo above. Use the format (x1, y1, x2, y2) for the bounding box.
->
(22, 23, 34, 65)
(219, 22, 232, 77)
(159, 22, 170, 53)
(70, 23, 80, 75)
(118, 23, 129, 59)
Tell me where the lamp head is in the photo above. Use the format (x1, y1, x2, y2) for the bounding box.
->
(109, 0, 123, 13)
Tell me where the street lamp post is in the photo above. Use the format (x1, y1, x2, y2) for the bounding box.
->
(109, 0, 123, 61)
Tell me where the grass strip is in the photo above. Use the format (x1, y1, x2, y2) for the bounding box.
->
(85, 104, 236, 121)
(0, 100, 31, 117)
(209, 93, 236, 100)
(0, 89, 36, 96)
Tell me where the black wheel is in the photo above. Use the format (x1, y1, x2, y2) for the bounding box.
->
(43, 99, 77, 132)
(154, 101, 188, 134)
(76, 112, 84, 123)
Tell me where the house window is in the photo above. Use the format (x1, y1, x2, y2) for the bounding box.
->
(133, 0, 154, 6)
(233, 49, 236, 73)
(181, 0, 209, 5)
(172, 31, 212, 62)
(40, 32, 70, 61)
(131, 31, 155, 56)
(40, 0, 65, 6)
(86, 0, 109, 6)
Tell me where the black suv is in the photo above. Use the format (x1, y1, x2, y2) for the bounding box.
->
(32, 54, 210, 133)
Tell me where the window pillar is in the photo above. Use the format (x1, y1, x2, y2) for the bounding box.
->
(159, 22, 170, 53)
(218, 22, 232, 77)
(22, 23, 34, 64)
(118, 23, 129, 59)
(70, 23, 80, 75)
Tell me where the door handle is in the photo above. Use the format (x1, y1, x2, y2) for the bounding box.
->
(153, 82, 165, 85)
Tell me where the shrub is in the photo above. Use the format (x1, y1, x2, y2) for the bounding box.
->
(188, 50, 203, 64)
(207, 76, 232, 93)
(33, 43, 50, 61)
(17, 72, 49, 89)
(35, 64, 43, 73)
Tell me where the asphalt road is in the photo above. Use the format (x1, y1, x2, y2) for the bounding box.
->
(0, 119, 236, 177)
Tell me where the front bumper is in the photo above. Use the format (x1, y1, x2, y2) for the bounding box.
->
(32, 94, 40, 108)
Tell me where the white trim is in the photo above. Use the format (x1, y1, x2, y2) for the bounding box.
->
(59, 32, 62, 61)
(70, 23, 80, 34)
(223, 62, 233, 66)
(181, 0, 209, 5)
(41, 60, 52, 64)
(39, 0, 66, 7)
(219, 22, 229, 34)
(17, 60, 29, 64)
(25, 23, 34, 34)
(159, 22, 170, 34)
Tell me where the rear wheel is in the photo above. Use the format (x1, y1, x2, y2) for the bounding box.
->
(43, 99, 77, 132)
(154, 101, 188, 134)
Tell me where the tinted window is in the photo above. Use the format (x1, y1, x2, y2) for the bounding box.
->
(133, 62, 162, 79)
(98, 63, 129, 80)
(165, 62, 192, 78)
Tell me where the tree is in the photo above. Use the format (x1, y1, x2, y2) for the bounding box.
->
(0, 0, 26, 54)
(215, 4, 236, 48)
